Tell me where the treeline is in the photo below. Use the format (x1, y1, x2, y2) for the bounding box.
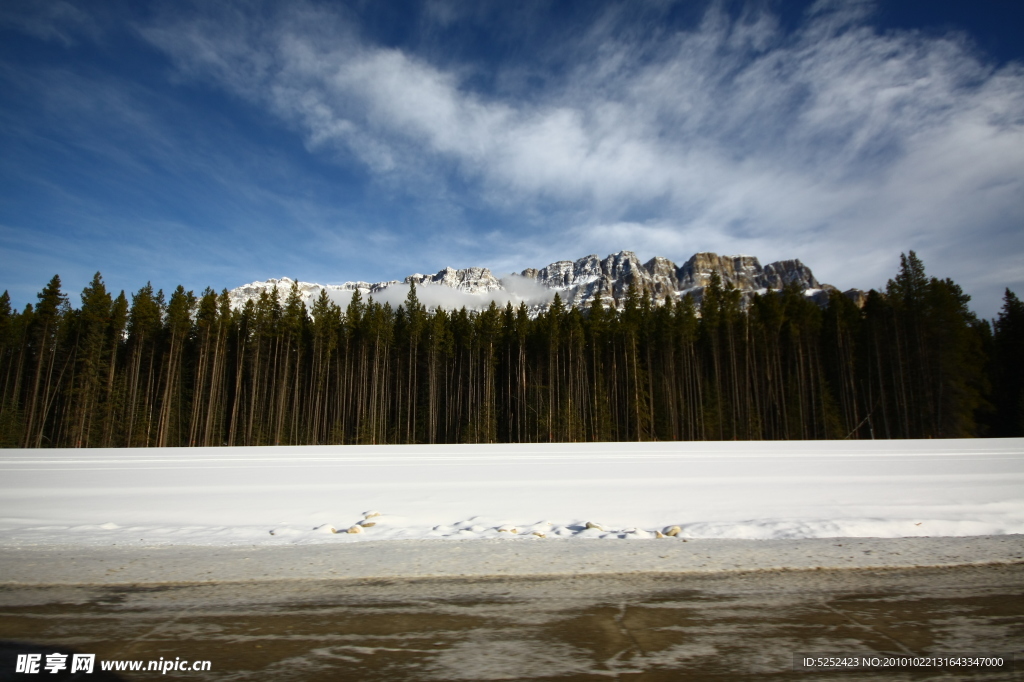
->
(0, 252, 1021, 448)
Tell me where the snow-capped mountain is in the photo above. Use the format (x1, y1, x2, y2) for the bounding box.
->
(228, 251, 864, 313)
(405, 266, 504, 293)
(518, 251, 833, 308)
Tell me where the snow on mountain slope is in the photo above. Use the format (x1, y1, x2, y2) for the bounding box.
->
(228, 251, 865, 313)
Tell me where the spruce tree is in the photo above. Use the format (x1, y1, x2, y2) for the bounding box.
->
(23, 275, 67, 447)
(0, 291, 23, 446)
(69, 273, 113, 447)
(992, 289, 1024, 435)
(123, 284, 163, 446)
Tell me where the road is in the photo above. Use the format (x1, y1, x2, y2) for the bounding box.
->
(2, 564, 1022, 681)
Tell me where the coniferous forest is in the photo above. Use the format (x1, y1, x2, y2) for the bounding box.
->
(1, 252, 1021, 448)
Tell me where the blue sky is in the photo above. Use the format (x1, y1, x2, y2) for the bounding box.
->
(1, 0, 1022, 318)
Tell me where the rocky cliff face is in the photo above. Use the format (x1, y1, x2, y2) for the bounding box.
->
(514, 251, 854, 310)
(229, 251, 864, 313)
(405, 266, 503, 293)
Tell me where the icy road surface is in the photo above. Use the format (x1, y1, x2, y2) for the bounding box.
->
(1, 439, 1022, 547)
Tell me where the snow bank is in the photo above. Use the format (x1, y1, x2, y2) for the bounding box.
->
(3, 536, 1023, 585)
(1, 439, 1022, 548)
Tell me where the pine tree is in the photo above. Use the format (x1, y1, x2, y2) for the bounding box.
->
(991, 289, 1024, 436)
(585, 291, 614, 441)
(699, 272, 726, 440)
(674, 294, 703, 440)
(885, 251, 929, 436)
(277, 280, 307, 445)
(69, 273, 113, 447)
(23, 275, 67, 447)
(821, 290, 864, 438)
(922, 277, 987, 437)
(156, 286, 195, 447)
(620, 281, 650, 441)
(403, 282, 425, 443)
(100, 291, 129, 447)
(309, 288, 341, 444)
(0, 291, 25, 446)
(123, 284, 163, 446)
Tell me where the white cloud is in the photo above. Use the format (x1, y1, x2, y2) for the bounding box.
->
(139, 0, 1024, 315)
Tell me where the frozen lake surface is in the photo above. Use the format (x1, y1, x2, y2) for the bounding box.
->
(2, 439, 1022, 548)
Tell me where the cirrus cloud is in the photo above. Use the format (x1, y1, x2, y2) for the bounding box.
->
(136, 1, 1024, 314)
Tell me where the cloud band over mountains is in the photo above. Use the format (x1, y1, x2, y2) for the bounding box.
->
(1, 0, 1022, 317)
(142, 1, 1024, 309)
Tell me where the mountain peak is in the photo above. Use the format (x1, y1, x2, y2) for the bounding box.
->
(229, 251, 862, 314)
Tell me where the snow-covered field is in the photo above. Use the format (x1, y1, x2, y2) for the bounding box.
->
(2, 439, 1022, 548)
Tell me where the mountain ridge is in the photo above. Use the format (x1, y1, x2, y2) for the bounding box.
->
(229, 251, 866, 313)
